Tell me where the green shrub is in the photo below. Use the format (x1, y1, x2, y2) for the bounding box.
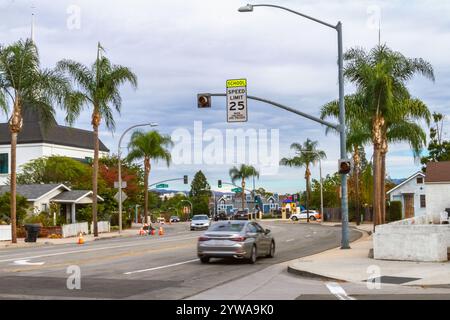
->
(388, 201, 402, 222)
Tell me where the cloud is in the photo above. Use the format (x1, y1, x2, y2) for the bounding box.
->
(1, 0, 448, 193)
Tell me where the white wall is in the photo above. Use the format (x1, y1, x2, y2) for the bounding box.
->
(0, 143, 109, 185)
(426, 183, 450, 216)
(389, 176, 426, 218)
(0, 225, 12, 241)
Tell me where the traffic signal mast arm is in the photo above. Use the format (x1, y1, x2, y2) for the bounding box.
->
(149, 176, 189, 188)
(219, 180, 255, 194)
(199, 93, 340, 131)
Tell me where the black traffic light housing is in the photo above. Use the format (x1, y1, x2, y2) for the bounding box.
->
(218, 180, 222, 188)
(338, 159, 352, 175)
(197, 94, 211, 108)
(183, 175, 188, 184)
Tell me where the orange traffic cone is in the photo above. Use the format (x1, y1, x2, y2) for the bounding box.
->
(158, 226, 164, 236)
(77, 232, 85, 245)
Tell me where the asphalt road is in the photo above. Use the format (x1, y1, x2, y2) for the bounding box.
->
(0, 221, 361, 300)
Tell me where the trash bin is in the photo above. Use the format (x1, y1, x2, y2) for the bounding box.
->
(24, 224, 41, 243)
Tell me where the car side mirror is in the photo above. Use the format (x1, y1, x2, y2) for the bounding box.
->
(265, 229, 271, 234)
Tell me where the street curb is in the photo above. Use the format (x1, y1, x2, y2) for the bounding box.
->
(286, 266, 346, 283)
(286, 227, 370, 282)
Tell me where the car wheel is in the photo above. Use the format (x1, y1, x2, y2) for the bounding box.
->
(310, 216, 317, 221)
(266, 241, 275, 258)
(292, 216, 298, 221)
(248, 245, 257, 264)
(200, 257, 210, 264)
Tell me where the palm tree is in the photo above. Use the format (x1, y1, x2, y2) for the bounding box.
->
(343, 45, 433, 226)
(126, 130, 173, 224)
(0, 39, 71, 243)
(280, 139, 326, 222)
(229, 164, 260, 211)
(57, 43, 137, 236)
(321, 94, 371, 225)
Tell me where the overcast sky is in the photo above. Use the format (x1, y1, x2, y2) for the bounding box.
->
(1, 0, 449, 194)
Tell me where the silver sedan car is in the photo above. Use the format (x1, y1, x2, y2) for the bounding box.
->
(197, 220, 275, 264)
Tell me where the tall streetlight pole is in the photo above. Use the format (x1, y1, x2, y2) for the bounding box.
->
(238, 4, 350, 248)
(118, 123, 158, 233)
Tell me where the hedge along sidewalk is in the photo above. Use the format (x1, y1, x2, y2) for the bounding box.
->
(0, 228, 138, 249)
(287, 226, 450, 287)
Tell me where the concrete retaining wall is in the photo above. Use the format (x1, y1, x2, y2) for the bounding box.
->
(374, 224, 450, 262)
(0, 225, 11, 241)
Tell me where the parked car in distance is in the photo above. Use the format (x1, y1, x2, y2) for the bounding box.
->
(233, 210, 249, 220)
(190, 215, 211, 231)
(197, 220, 275, 264)
(157, 217, 166, 224)
(290, 210, 321, 221)
(170, 216, 181, 223)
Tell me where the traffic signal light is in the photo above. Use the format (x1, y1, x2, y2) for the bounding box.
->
(218, 180, 222, 188)
(183, 175, 188, 184)
(338, 159, 352, 175)
(197, 94, 211, 108)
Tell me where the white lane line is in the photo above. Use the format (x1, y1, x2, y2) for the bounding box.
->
(13, 259, 45, 266)
(0, 235, 199, 263)
(124, 259, 199, 275)
(286, 239, 295, 242)
(325, 282, 356, 301)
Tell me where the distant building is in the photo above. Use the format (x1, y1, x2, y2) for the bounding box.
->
(0, 184, 103, 223)
(0, 108, 109, 185)
(387, 171, 426, 219)
(425, 161, 450, 217)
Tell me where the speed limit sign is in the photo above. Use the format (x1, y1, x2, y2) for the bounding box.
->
(226, 79, 248, 123)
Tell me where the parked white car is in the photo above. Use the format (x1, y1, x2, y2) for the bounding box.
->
(291, 210, 321, 221)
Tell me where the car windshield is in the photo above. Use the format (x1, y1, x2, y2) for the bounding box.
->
(170, 216, 177, 219)
(209, 223, 245, 232)
(193, 215, 208, 220)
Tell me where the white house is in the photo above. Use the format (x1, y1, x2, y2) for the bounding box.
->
(0, 109, 109, 185)
(425, 161, 450, 217)
(387, 171, 427, 219)
(0, 184, 103, 224)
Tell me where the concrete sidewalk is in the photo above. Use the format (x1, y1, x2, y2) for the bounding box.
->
(288, 224, 450, 287)
(0, 228, 139, 249)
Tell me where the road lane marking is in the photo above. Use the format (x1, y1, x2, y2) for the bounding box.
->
(124, 259, 199, 275)
(13, 260, 45, 266)
(286, 239, 295, 242)
(325, 282, 356, 300)
(0, 235, 199, 263)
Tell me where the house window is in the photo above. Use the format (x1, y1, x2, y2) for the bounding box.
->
(0, 153, 8, 174)
(420, 195, 426, 208)
(417, 177, 424, 184)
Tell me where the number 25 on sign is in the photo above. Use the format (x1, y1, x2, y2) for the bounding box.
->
(226, 79, 248, 123)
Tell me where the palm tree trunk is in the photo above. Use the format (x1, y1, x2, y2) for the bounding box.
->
(380, 149, 387, 225)
(305, 165, 311, 223)
(372, 116, 384, 231)
(91, 111, 100, 237)
(9, 98, 22, 244)
(241, 179, 246, 211)
(353, 146, 361, 226)
(10, 132, 18, 243)
(144, 159, 150, 224)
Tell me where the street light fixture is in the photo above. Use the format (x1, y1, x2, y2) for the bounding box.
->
(238, 3, 350, 249)
(118, 122, 158, 233)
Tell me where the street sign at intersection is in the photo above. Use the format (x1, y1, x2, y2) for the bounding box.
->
(226, 79, 248, 123)
(114, 190, 128, 203)
(232, 187, 243, 193)
(156, 184, 169, 189)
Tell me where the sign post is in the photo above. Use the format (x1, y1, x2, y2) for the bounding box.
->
(226, 79, 248, 123)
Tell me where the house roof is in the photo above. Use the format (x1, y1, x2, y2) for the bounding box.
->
(425, 161, 450, 183)
(52, 190, 104, 203)
(386, 171, 425, 195)
(0, 108, 109, 152)
(0, 184, 70, 201)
